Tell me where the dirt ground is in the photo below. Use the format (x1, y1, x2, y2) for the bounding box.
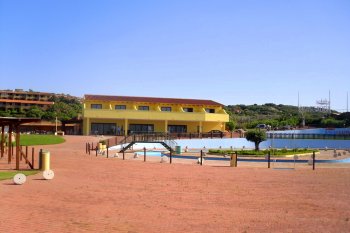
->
(1, 136, 350, 233)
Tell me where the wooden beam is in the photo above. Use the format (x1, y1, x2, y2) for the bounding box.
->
(20, 149, 33, 169)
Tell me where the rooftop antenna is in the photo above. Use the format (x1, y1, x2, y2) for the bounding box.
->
(316, 91, 331, 114)
(329, 90, 331, 114)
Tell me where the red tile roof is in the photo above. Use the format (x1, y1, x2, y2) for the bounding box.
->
(84, 95, 223, 106)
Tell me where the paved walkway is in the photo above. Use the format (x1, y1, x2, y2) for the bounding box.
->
(1, 136, 350, 232)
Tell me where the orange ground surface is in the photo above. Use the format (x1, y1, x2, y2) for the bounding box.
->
(1, 136, 350, 233)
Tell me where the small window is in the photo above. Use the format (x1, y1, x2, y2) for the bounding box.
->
(161, 107, 171, 112)
(115, 105, 126, 110)
(91, 104, 102, 109)
(138, 106, 149, 111)
(183, 107, 193, 112)
(205, 108, 215, 113)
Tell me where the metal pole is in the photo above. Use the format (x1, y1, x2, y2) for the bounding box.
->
(95, 146, 98, 157)
(312, 151, 315, 170)
(170, 150, 172, 164)
(55, 116, 58, 135)
(200, 150, 203, 166)
(268, 151, 271, 168)
(122, 147, 125, 160)
(144, 147, 146, 162)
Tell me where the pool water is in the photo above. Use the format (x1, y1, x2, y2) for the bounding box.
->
(135, 151, 166, 156)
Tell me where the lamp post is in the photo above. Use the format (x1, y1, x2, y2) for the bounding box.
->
(55, 116, 58, 135)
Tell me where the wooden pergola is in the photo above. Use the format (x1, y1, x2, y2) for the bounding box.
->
(0, 117, 41, 170)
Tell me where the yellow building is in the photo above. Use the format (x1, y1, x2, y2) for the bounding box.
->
(83, 95, 229, 135)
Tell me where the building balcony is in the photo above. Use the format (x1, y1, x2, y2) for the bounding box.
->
(83, 109, 229, 122)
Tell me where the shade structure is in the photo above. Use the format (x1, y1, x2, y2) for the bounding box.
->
(0, 117, 41, 170)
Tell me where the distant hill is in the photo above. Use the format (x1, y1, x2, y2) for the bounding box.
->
(225, 103, 347, 129)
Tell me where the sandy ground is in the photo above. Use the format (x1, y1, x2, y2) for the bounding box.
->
(1, 136, 350, 233)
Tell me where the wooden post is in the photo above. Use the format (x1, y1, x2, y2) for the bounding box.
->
(20, 145, 23, 161)
(95, 146, 98, 157)
(15, 124, 20, 170)
(32, 147, 34, 169)
(85, 143, 87, 154)
(312, 151, 315, 170)
(25, 146, 28, 164)
(122, 147, 125, 160)
(1, 125, 4, 158)
(88, 143, 90, 155)
(235, 151, 238, 167)
(8, 124, 12, 163)
(200, 150, 203, 166)
(39, 149, 42, 170)
(144, 147, 146, 162)
(268, 151, 271, 169)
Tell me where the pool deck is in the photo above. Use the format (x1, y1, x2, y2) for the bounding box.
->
(1, 136, 350, 232)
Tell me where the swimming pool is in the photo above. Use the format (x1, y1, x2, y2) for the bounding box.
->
(109, 138, 350, 151)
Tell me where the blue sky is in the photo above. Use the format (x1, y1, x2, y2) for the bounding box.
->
(1, 0, 349, 111)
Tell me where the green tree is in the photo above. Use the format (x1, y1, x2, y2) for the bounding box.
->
(43, 102, 77, 121)
(0, 110, 12, 117)
(43, 96, 82, 121)
(225, 121, 236, 132)
(246, 129, 267, 151)
(26, 106, 45, 118)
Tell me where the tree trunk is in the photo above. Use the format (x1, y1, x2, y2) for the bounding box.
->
(255, 142, 259, 151)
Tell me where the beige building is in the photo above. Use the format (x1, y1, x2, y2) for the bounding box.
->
(0, 89, 54, 111)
